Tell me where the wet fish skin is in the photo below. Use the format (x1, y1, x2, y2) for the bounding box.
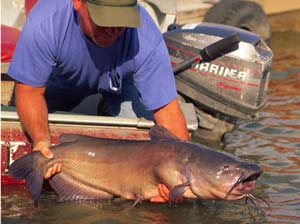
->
(8, 125, 262, 206)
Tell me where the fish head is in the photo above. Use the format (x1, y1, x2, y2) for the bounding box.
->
(186, 144, 262, 200)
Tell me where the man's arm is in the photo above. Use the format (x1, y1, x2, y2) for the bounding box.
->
(15, 83, 50, 149)
(153, 98, 190, 141)
(15, 82, 61, 178)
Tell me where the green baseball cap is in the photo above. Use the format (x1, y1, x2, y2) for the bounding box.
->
(87, 0, 141, 28)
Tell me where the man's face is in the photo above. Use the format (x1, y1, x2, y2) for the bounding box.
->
(88, 25, 125, 47)
(74, 0, 125, 47)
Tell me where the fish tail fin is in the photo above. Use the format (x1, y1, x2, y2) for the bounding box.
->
(8, 151, 47, 207)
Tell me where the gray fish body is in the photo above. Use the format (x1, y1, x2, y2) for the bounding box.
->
(51, 138, 177, 200)
(8, 126, 262, 205)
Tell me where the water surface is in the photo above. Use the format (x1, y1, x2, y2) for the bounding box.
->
(224, 31, 300, 224)
(2, 31, 300, 224)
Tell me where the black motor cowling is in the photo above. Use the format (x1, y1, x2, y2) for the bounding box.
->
(164, 23, 273, 120)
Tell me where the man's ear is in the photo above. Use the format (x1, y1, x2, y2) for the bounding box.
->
(72, 0, 82, 11)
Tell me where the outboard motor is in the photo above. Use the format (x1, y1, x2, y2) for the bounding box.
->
(164, 23, 273, 139)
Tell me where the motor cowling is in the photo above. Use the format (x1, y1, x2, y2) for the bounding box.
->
(164, 22, 273, 120)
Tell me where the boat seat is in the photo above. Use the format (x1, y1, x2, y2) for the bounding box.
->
(1, 25, 20, 63)
(1, 0, 37, 67)
(25, 0, 38, 17)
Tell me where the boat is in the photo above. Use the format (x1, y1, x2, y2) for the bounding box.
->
(1, 0, 275, 184)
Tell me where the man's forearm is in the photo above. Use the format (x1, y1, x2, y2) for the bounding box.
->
(153, 98, 190, 141)
(15, 83, 50, 147)
(15, 83, 60, 176)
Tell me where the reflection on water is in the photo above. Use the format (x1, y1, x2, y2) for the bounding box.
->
(2, 185, 267, 224)
(225, 31, 300, 223)
(2, 31, 300, 224)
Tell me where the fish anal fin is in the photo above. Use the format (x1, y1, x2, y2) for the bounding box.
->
(149, 125, 179, 140)
(169, 182, 190, 203)
(49, 173, 113, 201)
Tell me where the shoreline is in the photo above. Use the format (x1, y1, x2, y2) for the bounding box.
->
(268, 9, 300, 32)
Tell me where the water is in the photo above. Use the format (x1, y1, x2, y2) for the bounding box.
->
(1, 186, 268, 224)
(224, 31, 300, 223)
(1, 31, 300, 224)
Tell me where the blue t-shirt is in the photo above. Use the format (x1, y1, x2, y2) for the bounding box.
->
(8, 0, 177, 111)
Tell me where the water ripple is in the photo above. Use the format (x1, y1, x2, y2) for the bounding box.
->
(225, 65, 300, 223)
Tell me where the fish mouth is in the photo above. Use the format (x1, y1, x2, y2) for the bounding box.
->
(226, 170, 271, 209)
(226, 170, 263, 199)
(235, 171, 262, 193)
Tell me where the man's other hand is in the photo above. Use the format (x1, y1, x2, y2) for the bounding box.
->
(33, 141, 62, 179)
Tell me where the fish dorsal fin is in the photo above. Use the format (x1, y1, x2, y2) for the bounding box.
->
(59, 134, 100, 143)
(149, 125, 179, 140)
(59, 134, 82, 143)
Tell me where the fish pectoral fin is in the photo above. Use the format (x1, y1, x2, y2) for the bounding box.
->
(169, 182, 190, 203)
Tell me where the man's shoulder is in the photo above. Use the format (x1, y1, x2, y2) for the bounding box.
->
(136, 4, 163, 46)
(27, 0, 72, 26)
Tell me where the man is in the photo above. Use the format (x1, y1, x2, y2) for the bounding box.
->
(8, 0, 189, 178)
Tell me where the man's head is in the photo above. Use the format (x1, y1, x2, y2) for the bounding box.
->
(73, 0, 141, 46)
(87, 0, 141, 28)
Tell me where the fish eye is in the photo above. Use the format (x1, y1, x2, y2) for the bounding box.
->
(223, 165, 230, 171)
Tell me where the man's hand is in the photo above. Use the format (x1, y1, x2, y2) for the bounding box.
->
(33, 141, 62, 179)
